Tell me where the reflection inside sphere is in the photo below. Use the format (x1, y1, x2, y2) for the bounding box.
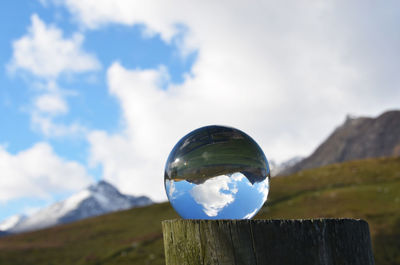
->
(164, 125, 270, 219)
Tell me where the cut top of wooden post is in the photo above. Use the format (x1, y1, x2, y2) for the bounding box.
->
(162, 219, 375, 265)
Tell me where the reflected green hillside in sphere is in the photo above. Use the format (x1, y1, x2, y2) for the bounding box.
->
(164, 125, 270, 219)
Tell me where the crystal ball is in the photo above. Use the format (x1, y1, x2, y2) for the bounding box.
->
(164, 125, 270, 219)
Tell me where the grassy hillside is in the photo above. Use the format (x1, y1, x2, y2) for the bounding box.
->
(0, 157, 399, 265)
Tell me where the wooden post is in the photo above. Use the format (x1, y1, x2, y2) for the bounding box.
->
(162, 219, 375, 265)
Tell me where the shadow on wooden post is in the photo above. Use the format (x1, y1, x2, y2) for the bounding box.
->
(162, 219, 375, 265)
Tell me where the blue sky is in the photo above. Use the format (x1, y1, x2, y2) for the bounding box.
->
(0, 1, 196, 221)
(166, 174, 268, 219)
(0, 1, 195, 156)
(1, 0, 400, 223)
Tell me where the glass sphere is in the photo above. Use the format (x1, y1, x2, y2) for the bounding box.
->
(164, 125, 270, 219)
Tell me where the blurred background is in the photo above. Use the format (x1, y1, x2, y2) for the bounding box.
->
(0, 1, 399, 264)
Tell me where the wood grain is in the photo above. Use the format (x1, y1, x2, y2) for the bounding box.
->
(162, 219, 375, 265)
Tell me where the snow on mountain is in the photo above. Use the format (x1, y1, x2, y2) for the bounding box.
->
(5, 181, 152, 233)
(0, 214, 26, 231)
(269, 156, 304, 177)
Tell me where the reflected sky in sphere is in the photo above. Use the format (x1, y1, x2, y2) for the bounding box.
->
(164, 125, 270, 219)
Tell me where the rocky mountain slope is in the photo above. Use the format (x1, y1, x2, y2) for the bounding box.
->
(281, 110, 400, 175)
(1, 181, 152, 233)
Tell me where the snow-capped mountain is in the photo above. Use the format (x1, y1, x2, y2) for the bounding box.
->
(0, 214, 26, 231)
(269, 156, 304, 177)
(4, 181, 152, 233)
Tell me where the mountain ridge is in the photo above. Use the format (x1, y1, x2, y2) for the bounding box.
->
(281, 110, 400, 175)
(2, 180, 152, 233)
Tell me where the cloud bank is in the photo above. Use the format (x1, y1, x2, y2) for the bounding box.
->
(8, 14, 100, 79)
(1, 13, 98, 206)
(0, 143, 92, 203)
(73, 0, 400, 199)
(41, 0, 400, 201)
(9, 14, 99, 137)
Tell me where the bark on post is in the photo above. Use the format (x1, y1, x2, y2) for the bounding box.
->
(162, 219, 375, 265)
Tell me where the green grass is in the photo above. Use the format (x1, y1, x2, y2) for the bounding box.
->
(172, 138, 267, 181)
(1, 157, 400, 265)
(178, 139, 264, 167)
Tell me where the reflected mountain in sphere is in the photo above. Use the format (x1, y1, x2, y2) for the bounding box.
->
(164, 125, 270, 219)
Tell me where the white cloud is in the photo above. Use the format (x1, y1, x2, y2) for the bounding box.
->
(88, 63, 210, 201)
(54, 0, 184, 42)
(243, 208, 259, 220)
(0, 143, 92, 203)
(29, 82, 86, 137)
(8, 14, 100, 79)
(257, 179, 270, 203)
(55, 0, 400, 201)
(35, 93, 68, 115)
(31, 112, 86, 137)
(190, 175, 237, 217)
(8, 15, 98, 138)
(165, 180, 176, 200)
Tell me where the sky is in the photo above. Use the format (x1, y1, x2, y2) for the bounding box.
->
(0, 0, 399, 222)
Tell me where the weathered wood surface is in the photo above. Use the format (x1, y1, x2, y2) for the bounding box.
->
(162, 219, 375, 265)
